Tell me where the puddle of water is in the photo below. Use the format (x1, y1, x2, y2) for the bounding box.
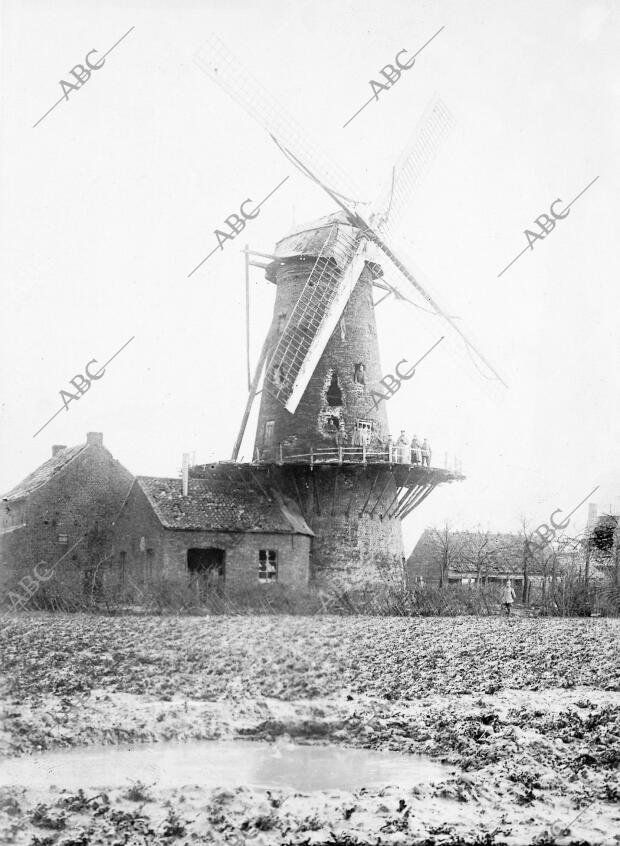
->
(0, 739, 453, 792)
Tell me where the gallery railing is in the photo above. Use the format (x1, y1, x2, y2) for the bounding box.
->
(254, 444, 462, 473)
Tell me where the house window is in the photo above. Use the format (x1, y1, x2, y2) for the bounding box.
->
(354, 363, 366, 385)
(277, 313, 287, 335)
(57, 533, 68, 545)
(259, 549, 278, 582)
(119, 551, 126, 586)
(264, 420, 275, 447)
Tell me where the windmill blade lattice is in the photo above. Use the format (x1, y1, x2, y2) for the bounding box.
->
(365, 228, 508, 387)
(194, 36, 364, 212)
(266, 222, 367, 410)
(372, 96, 456, 240)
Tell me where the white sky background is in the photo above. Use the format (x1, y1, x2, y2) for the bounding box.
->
(1, 0, 619, 553)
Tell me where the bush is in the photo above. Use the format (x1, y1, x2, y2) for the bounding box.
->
(2, 562, 617, 617)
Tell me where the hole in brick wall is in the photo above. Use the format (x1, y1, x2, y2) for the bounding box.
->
(326, 372, 342, 406)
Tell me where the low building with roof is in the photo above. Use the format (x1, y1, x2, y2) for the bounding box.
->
(0, 433, 133, 599)
(111, 464, 314, 597)
(407, 528, 554, 599)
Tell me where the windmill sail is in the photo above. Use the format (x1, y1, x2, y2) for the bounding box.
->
(371, 96, 456, 240)
(364, 227, 508, 387)
(265, 221, 369, 412)
(195, 37, 507, 390)
(194, 37, 363, 213)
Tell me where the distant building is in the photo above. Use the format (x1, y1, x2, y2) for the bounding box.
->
(0, 433, 133, 597)
(111, 470, 313, 598)
(407, 529, 552, 599)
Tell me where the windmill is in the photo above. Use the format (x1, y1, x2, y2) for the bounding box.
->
(192, 39, 498, 588)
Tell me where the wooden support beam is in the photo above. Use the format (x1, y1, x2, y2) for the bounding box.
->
(382, 487, 401, 519)
(244, 243, 251, 390)
(401, 484, 430, 520)
(312, 473, 321, 516)
(231, 332, 271, 461)
(402, 483, 437, 520)
(290, 472, 304, 514)
(373, 289, 392, 308)
(392, 485, 420, 519)
(331, 472, 338, 516)
(390, 486, 414, 520)
(369, 471, 392, 518)
(371, 279, 392, 292)
(238, 463, 272, 502)
(240, 248, 279, 261)
(359, 470, 380, 517)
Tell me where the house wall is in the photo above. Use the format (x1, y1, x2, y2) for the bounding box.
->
(111, 481, 311, 594)
(162, 530, 310, 590)
(0, 440, 133, 596)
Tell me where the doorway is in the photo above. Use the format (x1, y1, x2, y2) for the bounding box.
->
(187, 548, 225, 597)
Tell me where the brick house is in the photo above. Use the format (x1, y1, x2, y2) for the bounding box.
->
(110, 471, 313, 598)
(0, 432, 133, 599)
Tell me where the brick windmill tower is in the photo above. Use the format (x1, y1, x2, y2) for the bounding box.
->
(195, 40, 506, 589)
(243, 212, 436, 587)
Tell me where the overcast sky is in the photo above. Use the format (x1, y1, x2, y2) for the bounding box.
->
(1, 0, 618, 551)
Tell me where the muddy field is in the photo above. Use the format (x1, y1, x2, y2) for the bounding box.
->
(0, 614, 618, 845)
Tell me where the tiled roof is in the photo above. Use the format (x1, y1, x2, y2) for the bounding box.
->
(2, 444, 87, 502)
(408, 529, 549, 576)
(136, 476, 313, 536)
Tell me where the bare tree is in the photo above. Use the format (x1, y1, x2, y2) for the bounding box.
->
(430, 523, 463, 587)
(459, 528, 493, 586)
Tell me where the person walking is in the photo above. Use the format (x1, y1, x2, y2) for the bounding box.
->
(501, 579, 516, 616)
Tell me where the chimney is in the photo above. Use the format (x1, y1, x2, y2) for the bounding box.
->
(182, 453, 190, 497)
(52, 444, 67, 457)
(587, 502, 598, 527)
(86, 432, 103, 447)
